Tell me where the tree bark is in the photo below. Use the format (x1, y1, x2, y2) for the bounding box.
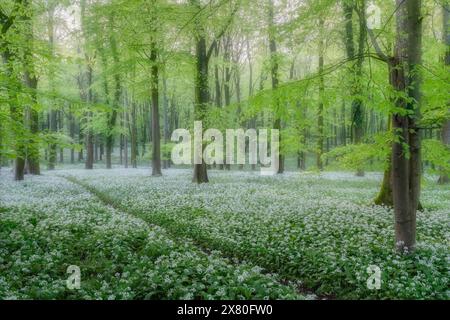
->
(317, 19, 325, 171)
(2, 50, 26, 180)
(162, 77, 170, 169)
(151, 40, 162, 176)
(268, 0, 284, 174)
(190, 0, 209, 183)
(438, 3, 449, 184)
(390, 0, 422, 252)
(130, 101, 138, 169)
(22, 0, 40, 175)
(105, 14, 120, 169)
(47, 5, 57, 170)
(84, 59, 94, 170)
(59, 110, 64, 163)
(343, 0, 366, 176)
(69, 110, 75, 164)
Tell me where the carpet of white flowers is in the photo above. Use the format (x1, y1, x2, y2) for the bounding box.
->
(1, 168, 448, 299)
(56, 168, 449, 300)
(0, 172, 303, 300)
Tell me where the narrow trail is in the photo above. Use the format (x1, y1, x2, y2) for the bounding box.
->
(61, 174, 331, 300)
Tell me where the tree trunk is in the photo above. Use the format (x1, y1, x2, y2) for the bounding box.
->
(151, 41, 162, 176)
(162, 77, 170, 169)
(25, 72, 40, 175)
(390, 0, 422, 252)
(21, 0, 40, 175)
(343, 0, 366, 176)
(317, 19, 325, 171)
(191, 0, 209, 183)
(59, 110, 64, 163)
(94, 135, 99, 162)
(131, 101, 138, 169)
(84, 60, 94, 170)
(78, 124, 84, 162)
(105, 14, 120, 169)
(438, 3, 449, 184)
(70, 111, 75, 164)
(214, 43, 222, 108)
(268, 0, 284, 174)
(124, 110, 129, 168)
(374, 156, 393, 206)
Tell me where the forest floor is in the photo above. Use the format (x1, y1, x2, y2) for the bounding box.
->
(0, 168, 448, 299)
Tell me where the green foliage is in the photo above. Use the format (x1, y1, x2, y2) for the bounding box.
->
(323, 133, 391, 172)
(422, 139, 450, 177)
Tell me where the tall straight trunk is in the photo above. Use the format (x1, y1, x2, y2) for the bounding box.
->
(119, 133, 123, 164)
(223, 37, 232, 107)
(390, 0, 422, 252)
(131, 101, 138, 168)
(438, 4, 449, 184)
(335, 109, 340, 147)
(80, 0, 94, 170)
(47, 6, 57, 170)
(222, 37, 232, 170)
(298, 102, 307, 171)
(150, 41, 162, 176)
(84, 60, 94, 170)
(214, 43, 222, 108)
(48, 110, 57, 169)
(344, 0, 366, 176)
(235, 66, 244, 170)
(94, 135, 99, 162)
(105, 15, 120, 169)
(141, 103, 146, 156)
(69, 110, 75, 164)
(268, 0, 283, 173)
(59, 110, 64, 163)
(191, 0, 209, 183)
(22, 0, 40, 175)
(162, 77, 170, 169)
(124, 110, 129, 168)
(2, 49, 26, 180)
(78, 123, 84, 161)
(317, 20, 325, 171)
(25, 72, 40, 175)
(100, 141, 104, 160)
(246, 38, 257, 171)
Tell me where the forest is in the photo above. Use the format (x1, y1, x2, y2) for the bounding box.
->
(0, 0, 449, 301)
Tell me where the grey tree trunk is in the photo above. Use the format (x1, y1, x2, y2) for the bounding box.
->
(317, 19, 325, 171)
(105, 14, 120, 169)
(343, 0, 366, 176)
(268, 0, 284, 174)
(2, 49, 25, 180)
(59, 110, 64, 163)
(80, 0, 94, 170)
(69, 109, 75, 164)
(84, 59, 94, 170)
(390, 0, 423, 252)
(124, 111, 129, 168)
(47, 5, 57, 170)
(438, 3, 449, 184)
(151, 41, 162, 176)
(162, 77, 170, 169)
(131, 101, 138, 169)
(191, 0, 209, 183)
(22, 0, 40, 175)
(214, 43, 222, 108)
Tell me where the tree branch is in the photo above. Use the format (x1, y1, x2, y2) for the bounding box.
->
(367, 28, 389, 62)
(206, 2, 239, 61)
